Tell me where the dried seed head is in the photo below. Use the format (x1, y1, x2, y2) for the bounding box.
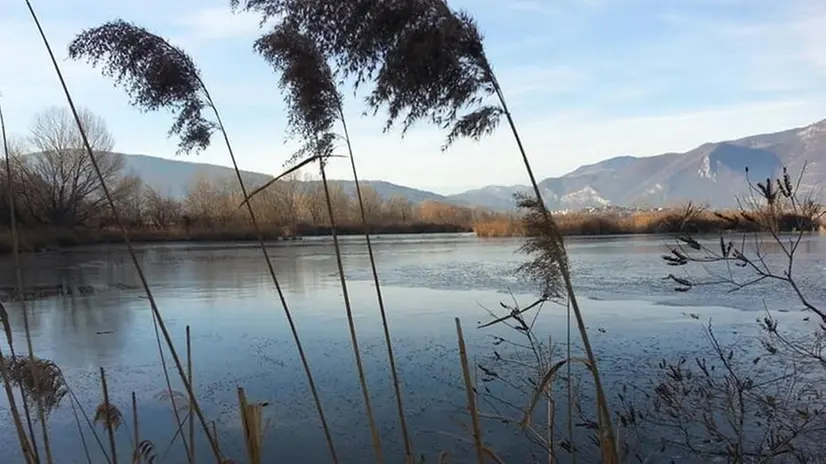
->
(235, 0, 502, 148)
(513, 193, 566, 299)
(68, 19, 216, 154)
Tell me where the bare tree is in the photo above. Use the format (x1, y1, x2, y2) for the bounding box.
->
(143, 187, 181, 228)
(183, 173, 222, 226)
(301, 180, 327, 226)
(384, 195, 413, 223)
(15, 107, 125, 226)
(355, 185, 383, 226)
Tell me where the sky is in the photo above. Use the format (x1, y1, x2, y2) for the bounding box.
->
(1, 0, 825, 194)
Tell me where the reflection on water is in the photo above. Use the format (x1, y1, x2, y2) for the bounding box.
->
(0, 233, 824, 463)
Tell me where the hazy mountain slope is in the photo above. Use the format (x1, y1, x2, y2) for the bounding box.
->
(525, 120, 824, 210)
(446, 185, 532, 211)
(118, 154, 452, 203)
(121, 154, 270, 197)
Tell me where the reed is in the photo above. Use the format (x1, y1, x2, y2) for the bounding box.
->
(252, 23, 414, 462)
(473, 206, 823, 237)
(65, 16, 334, 462)
(250, 24, 385, 462)
(0, 96, 38, 464)
(28, 5, 223, 461)
(232, 1, 617, 458)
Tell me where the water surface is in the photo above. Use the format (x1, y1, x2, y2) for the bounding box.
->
(1, 233, 824, 463)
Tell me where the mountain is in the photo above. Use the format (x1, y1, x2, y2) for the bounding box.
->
(445, 185, 532, 211)
(109, 118, 826, 211)
(120, 154, 452, 204)
(451, 119, 826, 211)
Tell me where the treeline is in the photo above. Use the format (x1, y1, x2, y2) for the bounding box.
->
(0, 107, 501, 251)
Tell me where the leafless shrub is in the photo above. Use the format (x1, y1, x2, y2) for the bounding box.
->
(619, 165, 826, 462)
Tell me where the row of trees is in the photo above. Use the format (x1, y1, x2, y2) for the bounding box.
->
(1, 107, 491, 236)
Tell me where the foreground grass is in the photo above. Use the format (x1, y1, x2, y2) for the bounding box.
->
(474, 208, 824, 237)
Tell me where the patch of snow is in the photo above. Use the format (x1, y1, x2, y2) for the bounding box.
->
(698, 155, 717, 180)
(797, 123, 826, 140)
(645, 183, 663, 195)
(560, 186, 609, 206)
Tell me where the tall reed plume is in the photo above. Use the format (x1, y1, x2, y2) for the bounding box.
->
(66, 18, 336, 461)
(250, 23, 387, 463)
(233, 0, 617, 459)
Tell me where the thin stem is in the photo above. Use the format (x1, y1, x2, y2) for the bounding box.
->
(492, 81, 617, 460)
(319, 157, 384, 464)
(455, 318, 484, 464)
(187, 326, 195, 464)
(23, 2, 222, 461)
(0, 97, 39, 464)
(99, 368, 118, 464)
(0, 346, 36, 463)
(150, 299, 192, 462)
(1, 94, 50, 464)
(339, 109, 413, 461)
(70, 389, 93, 464)
(131, 392, 138, 464)
(64, 376, 112, 464)
(199, 87, 338, 463)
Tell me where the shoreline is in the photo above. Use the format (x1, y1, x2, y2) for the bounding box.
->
(0, 223, 473, 253)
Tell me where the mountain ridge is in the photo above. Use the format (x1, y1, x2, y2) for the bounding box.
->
(114, 118, 826, 211)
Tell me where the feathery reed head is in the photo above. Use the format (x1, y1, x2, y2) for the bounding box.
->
(255, 25, 340, 139)
(234, 0, 501, 148)
(94, 402, 124, 431)
(2, 355, 67, 417)
(67, 19, 216, 154)
(254, 24, 342, 166)
(514, 193, 566, 299)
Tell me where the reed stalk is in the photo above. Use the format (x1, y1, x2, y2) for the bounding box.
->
(492, 80, 617, 460)
(339, 110, 413, 461)
(0, 96, 38, 464)
(131, 392, 139, 464)
(99, 368, 118, 464)
(237, 387, 268, 464)
(319, 157, 384, 463)
(24, 4, 222, 460)
(200, 88, 339, 462)
(455, 318, 484, 464)
(187, 325, 195, 463)
(70, 388, 93, 464)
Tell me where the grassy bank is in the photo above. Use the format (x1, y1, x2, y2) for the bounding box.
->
(474, 208, 824, 237)
(0, 222, 472, 253)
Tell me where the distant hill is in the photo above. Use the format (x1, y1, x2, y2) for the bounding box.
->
(119, 154, 453, 204)
(448, 119, 826, 211)
(74, 118, 826, 212)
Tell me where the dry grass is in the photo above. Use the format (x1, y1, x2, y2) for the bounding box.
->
(474, 208, 824, 237)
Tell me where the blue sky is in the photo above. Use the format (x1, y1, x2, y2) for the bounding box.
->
(1, 0, 825, 194)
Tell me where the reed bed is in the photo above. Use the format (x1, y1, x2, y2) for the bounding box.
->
(474, 208, 823, 237)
